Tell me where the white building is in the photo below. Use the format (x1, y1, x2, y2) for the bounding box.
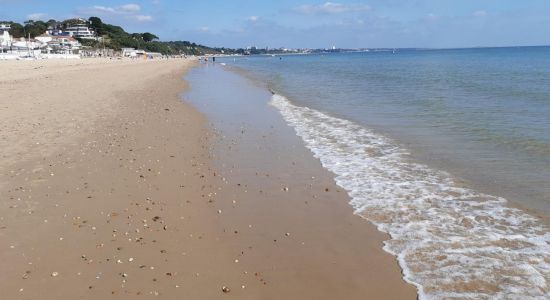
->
(122, 48, 138, 57)
(64, 20, 96, 40)
(35, 33, 53, 44)
(0, 24, 13, 51)
(121, 48, 163, 59)
(47, 36, 81, 54)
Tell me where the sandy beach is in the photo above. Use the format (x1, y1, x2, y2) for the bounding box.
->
(0, 59, 415, 299)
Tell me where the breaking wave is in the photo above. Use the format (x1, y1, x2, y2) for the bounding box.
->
(270, 93, 549, 299)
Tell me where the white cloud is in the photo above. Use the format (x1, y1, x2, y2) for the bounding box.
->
(26, 13, 47, 20)
(473, 10, 488, 17)
(130, 15, 153, 22)
(248, 16, 259, 22)
(119, 4, 141, 13)
(79, 3, 141, 15)
(89, 6, 116, 14)
(77, 3, 152, 22)
(293, 2, 371, 14)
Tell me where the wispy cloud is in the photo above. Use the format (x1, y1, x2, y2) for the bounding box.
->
(77, 3, 152, 22)
(130, 15, 153, 22)
(80, 4, 140, 15)
(293, 2, 371, 14)
(118, 4, 141, 13)
(26, 12, 47, 20)
(247, 16, 259, 22)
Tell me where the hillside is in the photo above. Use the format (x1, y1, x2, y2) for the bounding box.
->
(1, 17, 231, 56)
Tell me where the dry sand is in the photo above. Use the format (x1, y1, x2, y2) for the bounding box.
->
(0, 58, 416, 299)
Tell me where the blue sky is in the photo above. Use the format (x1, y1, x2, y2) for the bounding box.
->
(1, 0, 550, 48)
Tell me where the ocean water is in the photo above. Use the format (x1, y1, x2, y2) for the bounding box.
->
(217, 48, 550, 299)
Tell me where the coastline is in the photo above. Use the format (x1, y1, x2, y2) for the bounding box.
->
(0, 59, 416, 298)
(217, 51, 548, 299)
(184, 64, 417, 299)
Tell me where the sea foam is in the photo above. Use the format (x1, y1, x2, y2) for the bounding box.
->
(270, 94, 549, 299)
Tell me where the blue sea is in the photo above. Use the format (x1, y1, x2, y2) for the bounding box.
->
(217, 48, 550, 299)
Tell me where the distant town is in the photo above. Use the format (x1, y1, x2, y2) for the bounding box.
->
(1, 17, 399, 60)
(0, 17, 229, 60)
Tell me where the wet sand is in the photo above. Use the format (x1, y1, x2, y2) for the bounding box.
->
(185, 64, 417, 299)
(0, 59, 416, 299)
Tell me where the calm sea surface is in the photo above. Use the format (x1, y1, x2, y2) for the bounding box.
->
(220, 47, 550, 215)
(215, 48, 550, 299)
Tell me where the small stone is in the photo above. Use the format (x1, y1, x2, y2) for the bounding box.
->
(51, 272, 59, 277)
(222, 286, 230, 293)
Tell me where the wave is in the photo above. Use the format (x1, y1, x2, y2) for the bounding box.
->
(269, 93, 549, 299)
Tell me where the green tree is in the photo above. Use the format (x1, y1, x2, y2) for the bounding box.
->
(141, 32, 158, 42)
(88, 17, 104, 35)
(1, 21, 25, 38)
(23, 20, 48, 38)
(46, 19, 59, 29)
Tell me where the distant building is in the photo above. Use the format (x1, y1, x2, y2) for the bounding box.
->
(64, 19, 96, 40)
(35, 33, 81, 54)
(35, 33, 54, 44)
(122, 48, 138, 57)
(47, 36, 81, 54)
(10, 37, 46, 56)
(121, 48, 162, 59)
(0, 24, 13, 51)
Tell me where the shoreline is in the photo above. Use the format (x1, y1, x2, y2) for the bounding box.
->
(184, 64, 417, 299)
(194, 61, 549, 299)
(0, 59, 416, 298)
(226, 60, 550, 223)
